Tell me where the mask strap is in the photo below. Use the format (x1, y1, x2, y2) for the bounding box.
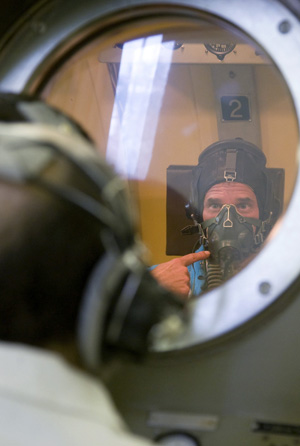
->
(201, 215, 262, 230)
(224, 149, 237, 182)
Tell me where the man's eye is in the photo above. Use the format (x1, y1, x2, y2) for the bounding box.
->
(210, 203, 221, 209)
(237, 203, 250, 210)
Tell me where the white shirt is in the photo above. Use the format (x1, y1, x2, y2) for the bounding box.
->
(0, 342, 154, 446)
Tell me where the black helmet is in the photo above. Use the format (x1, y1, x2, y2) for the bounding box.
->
(189, 138, 283, 225)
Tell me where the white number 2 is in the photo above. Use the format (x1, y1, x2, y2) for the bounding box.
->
(229, 99, 243, 118)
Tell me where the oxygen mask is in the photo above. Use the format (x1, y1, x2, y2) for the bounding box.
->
(200, 204, 262, 289)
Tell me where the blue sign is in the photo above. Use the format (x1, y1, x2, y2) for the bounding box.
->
(221, 96, 250, 121)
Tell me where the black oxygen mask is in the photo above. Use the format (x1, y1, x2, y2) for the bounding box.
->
(200, 204, 262, 289)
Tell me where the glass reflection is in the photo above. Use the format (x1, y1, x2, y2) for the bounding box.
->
(106, 35, 172, 180)
(41, 17, 298, 299)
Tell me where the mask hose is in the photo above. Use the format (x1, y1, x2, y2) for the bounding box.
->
(206, 261, 222, 290)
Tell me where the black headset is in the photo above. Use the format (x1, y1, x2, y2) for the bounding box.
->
(0, 94, 183, 371)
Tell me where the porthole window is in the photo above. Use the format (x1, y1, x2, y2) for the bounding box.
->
(0, 0, 299, 351)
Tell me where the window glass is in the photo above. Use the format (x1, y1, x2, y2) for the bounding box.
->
(41, 16, 298, 295)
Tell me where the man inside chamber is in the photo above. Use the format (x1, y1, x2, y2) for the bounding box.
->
(151, 138, 282, 296)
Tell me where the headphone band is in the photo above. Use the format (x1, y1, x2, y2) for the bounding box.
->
(0, 121, 136, 246)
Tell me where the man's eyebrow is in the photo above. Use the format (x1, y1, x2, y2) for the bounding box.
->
(204, 196, 256, 206)
(205, 197, 223, 205)
(236, 197, 255, 203)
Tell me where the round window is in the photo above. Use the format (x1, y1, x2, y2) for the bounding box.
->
(0, 0, 299, 352)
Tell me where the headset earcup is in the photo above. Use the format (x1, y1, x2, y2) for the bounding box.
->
(77, 247, 147, 370)
(78, 246, 183, 370)
(77, 251, 120, 371)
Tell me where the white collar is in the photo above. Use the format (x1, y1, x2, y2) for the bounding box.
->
(0, 341, 124, 428)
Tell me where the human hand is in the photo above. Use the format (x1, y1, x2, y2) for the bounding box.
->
(151, 251, 210, 298)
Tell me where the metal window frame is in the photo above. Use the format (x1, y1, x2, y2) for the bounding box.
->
(0, 0, 299, 353)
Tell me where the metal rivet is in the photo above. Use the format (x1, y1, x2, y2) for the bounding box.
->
(259, 282, 271, 295)
(278, 20, 292, 34)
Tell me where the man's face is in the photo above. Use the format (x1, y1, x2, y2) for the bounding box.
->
(202, 182, 259, 221)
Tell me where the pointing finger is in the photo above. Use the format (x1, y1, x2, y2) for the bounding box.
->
(180, 251, 210, 267)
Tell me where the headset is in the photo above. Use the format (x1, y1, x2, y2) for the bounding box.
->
(0, 93, 183, 371)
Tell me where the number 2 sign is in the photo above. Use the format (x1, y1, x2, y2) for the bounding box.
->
(221, 95, 250, 121)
